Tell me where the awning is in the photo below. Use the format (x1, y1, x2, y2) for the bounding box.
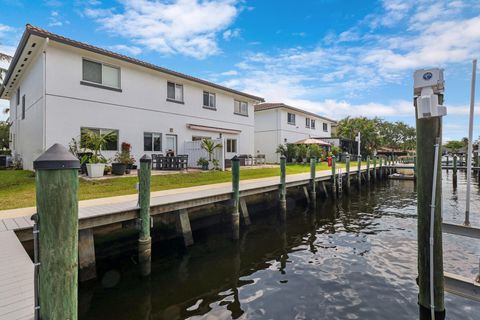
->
(293, 138, 331, 146)
(187, 124, 241, 134)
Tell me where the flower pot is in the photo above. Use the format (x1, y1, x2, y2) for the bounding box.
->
(112, 163, 127, 176)
(201, 164, 209, 170)
(86, 163, 106, 178)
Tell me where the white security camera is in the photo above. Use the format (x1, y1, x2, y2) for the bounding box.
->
(414, 68, 447, 119)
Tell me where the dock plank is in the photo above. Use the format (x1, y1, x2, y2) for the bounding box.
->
(2, 219, 18, 231)
(0, 231, 33, 320)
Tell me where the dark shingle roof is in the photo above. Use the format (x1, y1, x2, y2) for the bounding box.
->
(0, 24, 264, 102)
(254, 102, 336, 123)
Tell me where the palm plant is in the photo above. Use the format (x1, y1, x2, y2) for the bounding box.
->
(201, 138, 222, 162)
(80, 129, 115, 163)
(1, 53, 13, 115)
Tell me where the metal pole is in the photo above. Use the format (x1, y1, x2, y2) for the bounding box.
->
(33, 144, 80, 320)
(465, 59, 477, 226)
(231, 156, 240, 240)
(138, 155, 152, 276)
(279, 155, 287, 220)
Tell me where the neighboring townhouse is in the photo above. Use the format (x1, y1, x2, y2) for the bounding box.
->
(0, 25, 263, 170)
(254, 103, 336, 163)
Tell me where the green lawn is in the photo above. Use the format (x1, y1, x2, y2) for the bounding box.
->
(0, 162, 360, 210)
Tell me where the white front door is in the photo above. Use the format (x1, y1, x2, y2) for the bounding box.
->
(166, 135, 177, 154)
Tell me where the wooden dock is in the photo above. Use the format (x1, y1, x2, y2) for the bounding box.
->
(0, 231, 34, 320)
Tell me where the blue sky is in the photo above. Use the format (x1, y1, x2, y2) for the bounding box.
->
(1, 0, 480, 141)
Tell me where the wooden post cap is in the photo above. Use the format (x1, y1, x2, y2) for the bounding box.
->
(33, 143, 80, 170)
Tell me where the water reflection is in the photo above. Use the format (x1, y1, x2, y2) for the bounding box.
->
(80, 176, 480, 320)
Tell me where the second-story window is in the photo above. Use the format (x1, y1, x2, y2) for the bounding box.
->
(323, 123, 328, 132)
(311, 119, 316, 129)
(167, 82, 184, 102)
(16, 88, 20, 105)
(305, 118, 310, 128)
(287, 113, 295, 125)
(82, 59, 120, 89)
(203, 91, 216, 109)
(234, 100, 248, 116)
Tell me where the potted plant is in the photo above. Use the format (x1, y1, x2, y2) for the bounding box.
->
(197, 157, 209, 170)
(81, 129, 114, 178)
(297, 144, 308, 164)
(112, 142, 135, 175)
(201, 138, 222, 169)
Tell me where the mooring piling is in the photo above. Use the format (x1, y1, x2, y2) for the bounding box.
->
(279, 155, 287, 220)
(357, 155, 361, 185)
(453, 155, 458, 180)
(346, 154, 351, 190)
(231, 156, 240, 240)
(366, 156, 371, 182)
(33, 143, 80, 319)
(379, 157, 383, 179)
(414, 73, 445, 318)
(310, 157, 317, 206)
(373, 156, 377, 181)
(331, 156, 337, 196)
(138, 154, 152, 276)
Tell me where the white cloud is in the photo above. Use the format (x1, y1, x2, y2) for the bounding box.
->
(107, 44, 142, 56)
(48, 10, 70, 27)
(220, 70, 238, 76)
(223, 28, 240, 41)
(84, 0, 241, 59)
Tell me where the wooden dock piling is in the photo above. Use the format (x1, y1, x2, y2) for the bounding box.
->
(310, 157, 317, 206)
(357, 155, 361, 185)
(366, 156, 370, 182)
(453, 155, 458, 180)
(279, 155, 287, 220)
(415, 105, 445, 319)
(33, 144, 80, 319)
(231, 156, 240, 240)
(331, 156, 337, 196)
(176, 209, 194, 247)
(138, 155, 152, 276)
(346, 154, 351, 190)
(373, 156, 377, 181)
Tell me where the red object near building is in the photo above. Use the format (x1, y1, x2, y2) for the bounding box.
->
(327, 156, 332, 167)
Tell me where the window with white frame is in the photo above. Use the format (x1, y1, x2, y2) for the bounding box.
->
(323, 123, 328, 132)
(305, 118, 310, 128)
(82, 59, 121, 89)
(287, 112, 295, 125)
(311, 119, 316, 129)
(144, 132, 162, 152)
(226, 139, 237, 153)
(167, 82, 184, 102)
(80, 127, 119, 151)
(203, 91, 216, 109)
(234, 100, 248, 116)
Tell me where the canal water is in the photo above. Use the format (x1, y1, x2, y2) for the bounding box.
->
(80, 172, 480, 319)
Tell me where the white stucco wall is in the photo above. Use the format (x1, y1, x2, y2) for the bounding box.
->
(8, 49, 45, 170)
(39, 42, 257, 166)
(254, 108, 335, 163)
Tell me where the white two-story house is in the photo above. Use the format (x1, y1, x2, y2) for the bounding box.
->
(0, 25, 263, 170)
(254, 103, 336, 163)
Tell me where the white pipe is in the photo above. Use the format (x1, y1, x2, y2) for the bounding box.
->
(429, 139, 440, 320)
(466, 59, 477, 226)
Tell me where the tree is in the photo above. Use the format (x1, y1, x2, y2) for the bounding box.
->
(200, 138, 222, 161)
(336, 116, 382, 156)
(0, 121, 9, 150)
(1, 53, 13, 115)
(444, 140, 465, 154)
(379, 121, 416, 151)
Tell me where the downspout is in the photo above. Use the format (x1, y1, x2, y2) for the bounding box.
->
(42, 38, 49, 150)
(429, 138, 440, 320)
